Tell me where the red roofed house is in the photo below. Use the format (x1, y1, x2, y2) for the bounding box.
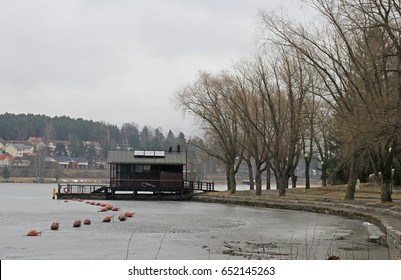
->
(0, 154, 14, 167)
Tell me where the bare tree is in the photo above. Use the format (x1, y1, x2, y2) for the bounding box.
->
(260, 0, 401, 202)
(312, 103, 335, 186)
(224, 64, 270, 195)
(175, 72, 244, 194)
(241, 48, 308, 196)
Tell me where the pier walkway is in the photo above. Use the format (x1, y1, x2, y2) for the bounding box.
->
(56, 180, 214, 200)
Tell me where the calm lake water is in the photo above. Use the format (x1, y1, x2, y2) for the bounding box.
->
(0, 183, 394, 260)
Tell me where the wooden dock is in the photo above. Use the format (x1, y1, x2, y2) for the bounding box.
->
(56, 180, 214, 200)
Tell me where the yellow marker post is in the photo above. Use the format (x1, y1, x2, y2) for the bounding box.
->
(52, 188, 56, 199)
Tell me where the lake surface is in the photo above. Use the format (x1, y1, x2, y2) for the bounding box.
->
(0, 183, 393, 260)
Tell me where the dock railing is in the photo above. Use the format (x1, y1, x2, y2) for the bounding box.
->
(58, 179, 214, 195)
(58, 183, 109, 195)
(185, 180, 215, 192)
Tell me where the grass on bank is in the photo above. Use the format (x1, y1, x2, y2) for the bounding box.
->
(205, 183, 401, 210)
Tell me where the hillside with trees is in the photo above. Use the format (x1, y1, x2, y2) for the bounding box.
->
(0, 113, 228, 182)
(0, 113, 188, 156)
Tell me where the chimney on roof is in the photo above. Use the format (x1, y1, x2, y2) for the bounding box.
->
(177, 145, 181, 153)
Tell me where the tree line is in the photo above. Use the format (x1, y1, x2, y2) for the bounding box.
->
(175, 0, 401, 202)
(0, 113, 188, 157)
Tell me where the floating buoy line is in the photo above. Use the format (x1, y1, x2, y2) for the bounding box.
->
(50, 222, 60, 230)
(27, 229, 42, 236)
(103, 216, 111, 223)
(26, 198, 135, 236)
(118, 213, 127, 221)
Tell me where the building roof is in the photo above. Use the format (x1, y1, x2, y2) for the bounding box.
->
(107, 150, 186, 165)
(8, 143, 33, 150)
(0, 154, 14, 161)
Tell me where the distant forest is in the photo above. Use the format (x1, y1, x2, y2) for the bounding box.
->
(0, 113, 188, 155)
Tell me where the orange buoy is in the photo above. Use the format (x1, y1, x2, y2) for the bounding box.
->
(77, 199, 82, 202)
(100, 207, 108, 212)
(90, 202, 95, 205)
(64, 200, 68, 203)
(73, 220, 81, 228)
(106, 204, 113, 210)
(95, 202, 101, 206)
(118, 213, 126, 221)
(102, 216, 112, 223)
(83, 219, 91, 225)
(125, 212, 134, 218)
(112, 207, 119, 211)
(50, 222, 60, 230)
(27, 230, 40, 236)
(85, 201, 90, 204)
(101, 203, 106, 207)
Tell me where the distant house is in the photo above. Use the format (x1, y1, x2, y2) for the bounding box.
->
(48, 140, 71, 156)
(11, 158, 31, 167)
(28, 136, 46, 151)
(82, 141, 103, 156)
(54, 156, 72, 169)
(45, 156, 58, 168)
(107, 147, 186, 192)
(5, 143, 34, 158)
(53, 156, 89, 169)
(75, 157, 89, 169)
(0, 154, 14, 167)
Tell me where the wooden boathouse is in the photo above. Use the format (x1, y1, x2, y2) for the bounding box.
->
(56, 146, 214, 200)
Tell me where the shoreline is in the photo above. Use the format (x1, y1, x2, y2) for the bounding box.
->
(0, 177, 108, 184)
(192, 190, 401, 252)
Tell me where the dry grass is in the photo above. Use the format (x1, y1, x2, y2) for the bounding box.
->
(393, 251, 401, 260)
(205, 183, 401, 212)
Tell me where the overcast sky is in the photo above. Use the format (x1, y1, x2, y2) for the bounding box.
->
(0, 0, 312, 137)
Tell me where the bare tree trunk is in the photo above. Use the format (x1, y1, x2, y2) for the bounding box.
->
(291, 173, 297, 188)
(226, 163, 237, 194)
(290, 163, 297, 188)
(305, 159, 310, 190)
(255, 168, 262, 196)
(345, 160, 358, 200)
(381, 153, 393, 202)
(245, 159, 255, 191)
(381, 175, 393, 202)
(266, 168, 271, 190)
(225, 164, 232, 192)
(321, 161, 327, 186)
(276, 174, 288, 196)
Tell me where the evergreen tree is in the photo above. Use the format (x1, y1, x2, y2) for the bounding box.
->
(2, 166, 10, 179)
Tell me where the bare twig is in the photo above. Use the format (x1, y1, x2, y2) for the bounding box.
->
(125, 231, 135, 260)
(154, 232, 167, 260)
